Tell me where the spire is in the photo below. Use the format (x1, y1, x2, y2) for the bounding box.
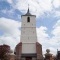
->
(27, 7, 29, 13)
(25, 4, 31, 15)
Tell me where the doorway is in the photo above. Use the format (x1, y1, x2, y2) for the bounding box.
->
(26, 57, 32, 60)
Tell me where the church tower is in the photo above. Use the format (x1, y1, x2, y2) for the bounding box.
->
(15, 8, 43, 60)
(21, 8, 37, 54)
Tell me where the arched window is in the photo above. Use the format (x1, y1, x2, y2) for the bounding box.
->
(27, 17, 30, 22)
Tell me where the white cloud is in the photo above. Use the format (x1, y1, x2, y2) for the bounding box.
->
(0, 36, 17, 50)
(37, 26, 50, 55)
(55, 11, 60, 17)
(0, 17, 21, 50)
(53, 0, 60, 8)
(37, 26, 49, 43)
(13, 0, 53, 17)
(10, 0, 60, 18)
(48, 20, 60, 54)
(36, 20, 60, 55)
(36, 26, 56, 55)
(50, 20, 60, 46)
(7, 0, 13, 4)
(4, 0, 60, 18)
(52, 20, 60, 36)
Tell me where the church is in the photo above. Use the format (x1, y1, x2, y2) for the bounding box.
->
(15, 8, 43, 60)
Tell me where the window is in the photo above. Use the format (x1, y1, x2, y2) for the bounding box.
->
(27, 17, 30, 22)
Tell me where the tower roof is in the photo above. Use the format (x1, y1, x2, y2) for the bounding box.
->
(25, 8, 31, 15)
(21, 7, 36, 17)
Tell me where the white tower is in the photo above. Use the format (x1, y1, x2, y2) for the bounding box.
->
(21, 8, 37, 54)
(15, 8, 43, 60)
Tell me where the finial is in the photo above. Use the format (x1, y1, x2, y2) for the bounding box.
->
(28, 4, 29, 8)
(46, 49, 50, 53)
(28, 4, 29, 13)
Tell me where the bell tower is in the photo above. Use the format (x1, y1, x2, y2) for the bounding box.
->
(21, 8, 37, 43)
(21, 8, 37, 54)
(15, 8, 43, 60)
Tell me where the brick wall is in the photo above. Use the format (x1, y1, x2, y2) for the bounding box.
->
(15, 42, 22, 60)
(36, 42, 43, 60)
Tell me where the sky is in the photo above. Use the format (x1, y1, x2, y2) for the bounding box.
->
(0, 0, 60, 55)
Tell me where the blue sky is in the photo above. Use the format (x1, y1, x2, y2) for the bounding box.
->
(0, 0, 60, 55)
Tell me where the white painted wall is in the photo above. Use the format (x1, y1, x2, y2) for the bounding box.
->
(22, 43, 36, 53)
(21, 16, 36, 27)
(20, 15, 37, 53)
(21, 27, 37, 43)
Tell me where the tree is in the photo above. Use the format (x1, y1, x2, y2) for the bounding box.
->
(0, 44, 11, 60)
